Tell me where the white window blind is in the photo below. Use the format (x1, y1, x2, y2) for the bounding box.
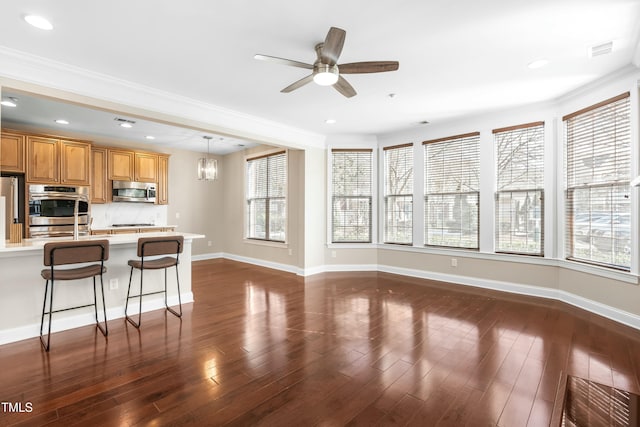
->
(331, 149, 372, 243)
(564, 93, 630, 270)
(384, 143, 413, 244)
(424, 132, 480, 249)
(494, 122, 544, 255)
(246, 151, 287, 242)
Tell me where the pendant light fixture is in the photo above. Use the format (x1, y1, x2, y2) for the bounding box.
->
(197, 136, 218, 180)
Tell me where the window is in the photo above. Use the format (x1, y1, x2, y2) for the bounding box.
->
(384, 144, 413, 244)
(246, 151, 287, 242)
(494, 122, 544, 255)
(331, 149, 373, 243)
(564, 93, 631, 270)
(424, 133, 480, 249)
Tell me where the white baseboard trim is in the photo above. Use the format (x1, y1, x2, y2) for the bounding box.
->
(0, 292, 193, 346)
(222, 253, 303, 275)
(191, 254, 640, 332)
(225, 256, 640, 332)
(376, 263, 640, 332)
(192, 252, 223, 261)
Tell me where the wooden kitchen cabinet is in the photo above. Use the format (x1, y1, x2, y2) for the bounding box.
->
(134, 152, 158, 182)
(0, 131, 25, 173)
(108, 149, 134, 181)
(157, 154, 169, 205)
(91, 147, 109, 203)
(60, 140, 91, 185)
(26, 136, 59, 183)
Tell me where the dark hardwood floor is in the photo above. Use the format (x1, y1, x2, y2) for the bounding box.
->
(2, 258, 640, 426)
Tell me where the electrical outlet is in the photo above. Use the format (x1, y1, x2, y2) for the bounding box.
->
(331, 251, 337, 258)
(208, 240, 212, 247)
(109, 278, 118, 290)
(288, 249, 293, 255)
(451, 258, 457, 267)
(175, 212, 180, 219)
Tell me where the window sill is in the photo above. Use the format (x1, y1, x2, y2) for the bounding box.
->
(243, 238, 288, 249)
(327, 243, 378, 249)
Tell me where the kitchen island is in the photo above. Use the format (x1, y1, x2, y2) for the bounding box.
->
(0, 231, 204, 345)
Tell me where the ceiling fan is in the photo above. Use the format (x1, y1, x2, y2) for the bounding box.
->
(254, 27, 399, 98)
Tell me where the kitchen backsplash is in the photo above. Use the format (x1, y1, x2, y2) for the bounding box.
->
(91, 203, 168, 228)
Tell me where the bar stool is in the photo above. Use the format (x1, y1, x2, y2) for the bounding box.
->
(125, 235, 184, 328)
(40, 239, 110, 351)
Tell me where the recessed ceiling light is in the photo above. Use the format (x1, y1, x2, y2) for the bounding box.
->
(54, 119, 69, 125)
(325, 119, 337, 124)
(114, 118, 135, 128)
(24, 15, 53, 30)
(1, 98, 18, 107)
(527, 59, 549, 69)
(388, 93, 397, 99)
(145, 135, 155, 140)
(419, 120, 429, 125)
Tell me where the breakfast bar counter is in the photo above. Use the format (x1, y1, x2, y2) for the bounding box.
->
(0, 232, 204, 345)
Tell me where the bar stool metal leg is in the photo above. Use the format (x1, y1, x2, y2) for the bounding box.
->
(164, 266, 182, 318)
(125, 266, 143, 328)
(93, 275, 108, 336)
(39, 279, 54, 351)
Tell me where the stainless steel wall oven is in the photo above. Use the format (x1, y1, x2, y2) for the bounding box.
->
(28, 185, 90, 237)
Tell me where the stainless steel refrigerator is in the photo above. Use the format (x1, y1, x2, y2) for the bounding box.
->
(0, 176, 20, 239)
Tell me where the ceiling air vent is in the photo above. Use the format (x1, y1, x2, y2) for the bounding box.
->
(114, 117, 136, 125)
(589, 41, 613, 58)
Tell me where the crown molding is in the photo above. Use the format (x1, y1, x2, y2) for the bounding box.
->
(0, 46, 326, 150)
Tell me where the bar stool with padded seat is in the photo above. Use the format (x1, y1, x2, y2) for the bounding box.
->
(125, 235, 184, 328)
(40, 239, 110, 351)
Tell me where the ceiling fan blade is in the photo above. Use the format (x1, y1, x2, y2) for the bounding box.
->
(281, 74, 314, 93)
(320, 27, 346, 65)
(334, 76, 356, 98)
(339, 61, 400, 74)
(254, 54, 313, 70)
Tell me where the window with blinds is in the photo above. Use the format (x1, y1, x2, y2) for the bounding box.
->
(331, 149, 372, 243)
(246, 151, 287, 242)
(564, 93, 631, 270)
(384, 144, 413, 244)
(424, 132, 480, 249)
(494, 122, 544, 255)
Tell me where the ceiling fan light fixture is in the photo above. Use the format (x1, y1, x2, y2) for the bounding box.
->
(24, 15, 53, 30)
(1, 97, 18, 107)
(313, 64, 339, 86)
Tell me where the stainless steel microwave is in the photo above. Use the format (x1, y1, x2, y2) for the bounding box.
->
(112, 181, 156, 203)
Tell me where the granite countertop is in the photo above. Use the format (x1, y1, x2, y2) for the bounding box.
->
(90, 224, 178, 231)
(0, 231, 203, 254)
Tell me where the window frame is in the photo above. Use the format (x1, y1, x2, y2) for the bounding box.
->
(563, 92, 631, 271)
(383, 143, 414, 245)
(493, 121, 545, 256)
(330, 149, 373, 243)
(423, 132, 480, 250)
(245, 150, 287, 243)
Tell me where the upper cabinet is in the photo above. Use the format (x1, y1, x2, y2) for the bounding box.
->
(134, 152, 158, 183)
(91, 147, 109, 204)
(60, 140, 91, 185)
(106, 147, 169, 204)
(157, 154, 169, 205)
(108, 149, 135, 181)
(26, 136, 59, 183)
(0, 131, 25, 173)
(26, 135, 90, 185)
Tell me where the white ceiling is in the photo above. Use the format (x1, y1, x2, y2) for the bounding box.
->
(1, 0, 639, 154)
